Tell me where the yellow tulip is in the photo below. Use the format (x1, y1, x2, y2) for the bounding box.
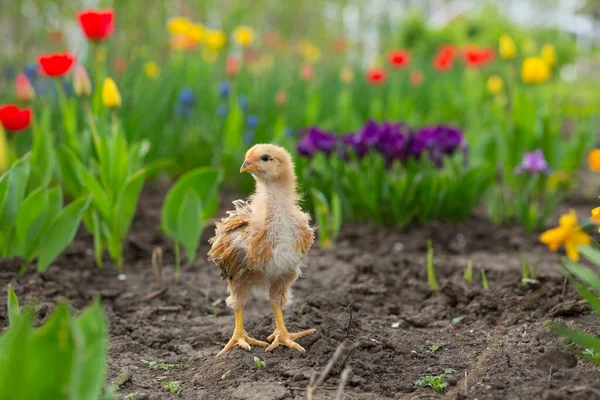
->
(0, 127, 7, 173)
(168, 17, 192, 35)
(486, 75, 503, 94)
(205, 30, 227, 52)
(232, 26, 255, 47)
(102, 78, 121, 109)
(521, 57, 550, 84)
(539, 209, 590, 261)
(144, 61, 161, 79)
(541, 44, 556, 67)
(187, 23, 205, 43)
(499, 34, 516, 59)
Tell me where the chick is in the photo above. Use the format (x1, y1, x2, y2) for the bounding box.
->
(209, 144, 316, 357)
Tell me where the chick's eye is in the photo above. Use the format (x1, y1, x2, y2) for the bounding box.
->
(261, 155, 271, 162)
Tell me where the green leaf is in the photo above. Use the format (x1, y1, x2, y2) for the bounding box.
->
(113, 169, 146, 239)
(77, 165, 112, 221)
(161, 167, 222, 239)
(177, 191, 203, 261)
(563, 259, 600, 295)
(7, 284, 20, 325)
(551, 324, 600, 354)
(579, 245, 600, 268)
(0, 154, 31, 247)
(73, 300, 108, 400)
(15, 188, 49, 259)
(28, 187, 64, 261)
(38, 196, 92, 272)
(26, 302, 78, 399)
(0, 308, 33, 400)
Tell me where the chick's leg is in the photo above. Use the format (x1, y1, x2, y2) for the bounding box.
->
(216, 283, 268, 357)
(266, 275, 316, 353)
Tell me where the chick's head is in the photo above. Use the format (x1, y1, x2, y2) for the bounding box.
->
(240, 144, 295, 183)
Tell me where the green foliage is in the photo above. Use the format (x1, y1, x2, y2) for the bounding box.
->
(415, 368, 456, 394)
(464, 260, 473, 284)
(481, 268, 489, 291)
(253, 356, 266, 371)
(161, 167, 223, 282)
(310, 188, 342, 248)
(427, 240, 439, 291)
(521, 254, 537, 285)
(161, 381, 182, 394)
(0, 286, 109, 399)
(58, 125, 168, 269)
(0, 154, 91, 273)
(551, 244, 600, 365)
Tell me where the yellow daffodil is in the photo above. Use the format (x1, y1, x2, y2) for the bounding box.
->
(187, 23, 205, 43)
(232, 26, 255, 47)
(539, 209, 591, 261)
(0, 127, 7, 173)
(486, 75, 503, 95)
(102, 77, 121, 109)
(168, 17, 192, 35)
(499, 34, 516, 59)
(521, 57, 550, 84)
(144, 61, 160, 79)
(591, 207, 600, 233)
(541, 44, 556, 67)
(588, 149, 600, 171)
(205, 29, 227, 52)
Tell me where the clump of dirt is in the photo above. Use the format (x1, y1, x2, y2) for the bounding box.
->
(1, 185, 599, 400)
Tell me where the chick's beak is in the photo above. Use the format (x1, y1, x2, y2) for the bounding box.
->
(240, 159, 253, 173)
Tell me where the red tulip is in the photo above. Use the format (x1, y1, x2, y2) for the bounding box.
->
(462, 46, 495, 68)
(38, 52, 76, 77)
(387, 50, 411, 69)
(366, 67, 387, 86)
(226, 56, 240, 77)
(433, 45, 457, 72)
(15, 74, 35, 103)
(0, 105, 32, 132)
(77, 9, 115, 41)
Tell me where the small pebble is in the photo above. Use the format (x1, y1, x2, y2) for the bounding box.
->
(391, 322, 400, 328)
(117, 274, 127, 281)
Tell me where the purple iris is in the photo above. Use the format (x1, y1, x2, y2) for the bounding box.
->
(296, 127, 337, 158)
(375, 122, 408, 161)
(341, 133, 369, 158)
(514, 149, 550, 175)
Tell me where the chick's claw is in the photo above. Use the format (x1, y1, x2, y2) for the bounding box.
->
(216, 331, 269, 357)
(265, 329, 316, 353)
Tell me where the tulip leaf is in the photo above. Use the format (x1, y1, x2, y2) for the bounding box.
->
(15, 188, 49, 258)
(161, 167, 223, 239)
(73, 299, 108, 400)
(0, 154, 31, 248)
(27, 187, 64, 261)
(177, 190, 203, 261)
(0, 308, 33, 400)
(38, 195, 92, 272)
(26, 302, 78, 399)
(7, 284, 20, 326)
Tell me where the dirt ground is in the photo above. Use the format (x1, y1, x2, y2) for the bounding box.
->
(1, 184, 600, 400)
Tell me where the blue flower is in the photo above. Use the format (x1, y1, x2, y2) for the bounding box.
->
(217, 104, 228, 118)
(178, 88, 196, 107)
(246, 115, 258, 130)
(219, 81, 230, 98)
(243, 130, 254, 144)
(238, 95, 248, 111)
(23, 63, 37, 81)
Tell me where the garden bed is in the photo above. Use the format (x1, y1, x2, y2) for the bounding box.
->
(1, 184, 599, 400)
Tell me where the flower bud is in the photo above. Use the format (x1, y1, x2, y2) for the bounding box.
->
(73, 65, 92, 97)
(102, 77, 121, 109)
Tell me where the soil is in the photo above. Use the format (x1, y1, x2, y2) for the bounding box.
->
(1, 183, 600, 400)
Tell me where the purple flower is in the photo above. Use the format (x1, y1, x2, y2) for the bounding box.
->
(514, 149, 550, 175)
(341, 133, 369, 158)
(374, 122, 408, 161)
(296, 127, 337, 158)
(355, 119, 380, 146)
(408, 125, 464, 162)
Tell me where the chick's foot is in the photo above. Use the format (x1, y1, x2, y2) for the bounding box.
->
(216, 331, 268, 357)
(265, 328, 316, 353)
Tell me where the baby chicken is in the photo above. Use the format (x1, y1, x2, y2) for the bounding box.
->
(209, 144, 316, 357)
